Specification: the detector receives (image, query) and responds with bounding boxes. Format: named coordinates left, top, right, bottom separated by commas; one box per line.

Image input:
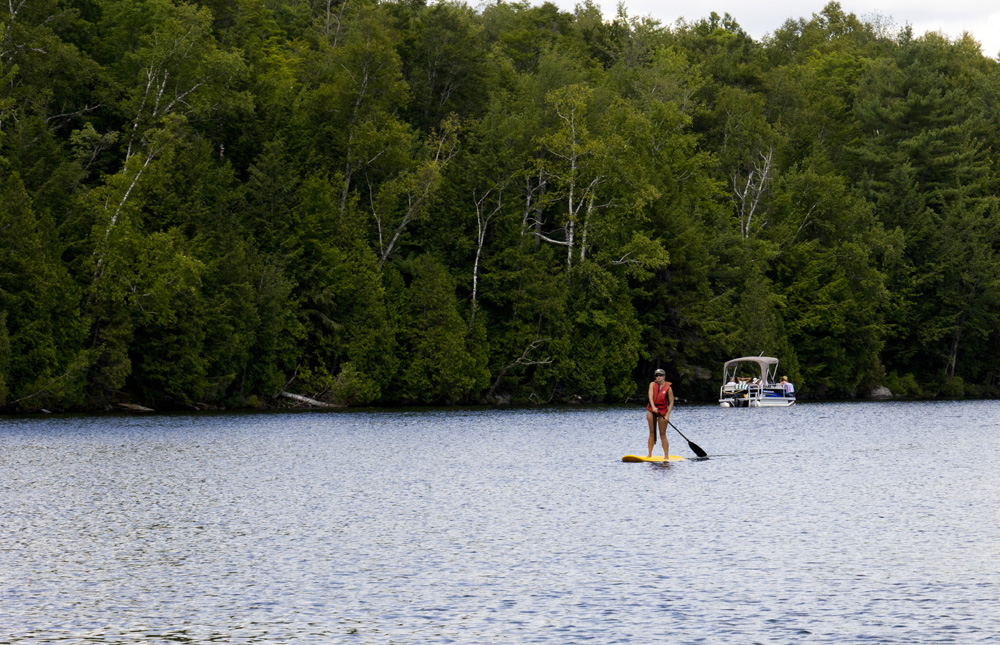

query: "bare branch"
left=605, top=252, right=642, bottom=267
left=6, top=357, right=88, bottom=408
left=485, top=338, right=553, bottom=401
left=45, top=103, right=103, bottom=125
left=533, top=231, right=571, bottom=247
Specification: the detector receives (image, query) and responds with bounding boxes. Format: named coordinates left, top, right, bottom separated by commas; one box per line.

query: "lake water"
left=2, top=401, right=1000, bottom=643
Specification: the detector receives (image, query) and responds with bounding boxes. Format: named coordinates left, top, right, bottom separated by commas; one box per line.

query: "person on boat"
left=646, top=369, right=674, bottom=458
left=780, top=376, right=795, bottom=395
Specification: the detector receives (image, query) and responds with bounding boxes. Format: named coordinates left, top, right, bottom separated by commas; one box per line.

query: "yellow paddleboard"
left=622, top=454, right=685, bottom=463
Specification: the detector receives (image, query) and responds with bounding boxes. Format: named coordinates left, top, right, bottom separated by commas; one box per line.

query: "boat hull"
left=719, top=391, right=795, bottom=407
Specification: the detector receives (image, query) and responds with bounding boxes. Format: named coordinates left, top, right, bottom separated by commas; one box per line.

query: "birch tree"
left=306, top=0, right=408, bottom=217
left=469, top=186, right=504, bottom=329
left=101, top=0, right=247, bottom=162
left=372, top=115, right=460, bottom=267
left=84, top=0, right=247, bottom=302
left=535, top=83, right=603, bottom=272
left=732, top=147, right=773, bottom=239
left=78, top=0, right=248, bottom=404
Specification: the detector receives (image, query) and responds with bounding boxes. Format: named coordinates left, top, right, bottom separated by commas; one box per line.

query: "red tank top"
left=647, top=382, right=671, bottom=412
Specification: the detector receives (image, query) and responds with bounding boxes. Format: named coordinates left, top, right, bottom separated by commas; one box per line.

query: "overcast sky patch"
left=541, top=0, right=1000, bottom=59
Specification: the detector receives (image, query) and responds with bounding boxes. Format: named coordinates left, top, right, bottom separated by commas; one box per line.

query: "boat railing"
left=721, top=382, right=764, bottom=404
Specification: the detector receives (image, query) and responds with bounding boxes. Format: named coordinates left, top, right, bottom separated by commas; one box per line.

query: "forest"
left=2, top=0, right=1000, bottom=411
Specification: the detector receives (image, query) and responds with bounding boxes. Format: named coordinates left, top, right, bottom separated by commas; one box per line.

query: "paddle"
left=663, top=417, right=708, bottom=458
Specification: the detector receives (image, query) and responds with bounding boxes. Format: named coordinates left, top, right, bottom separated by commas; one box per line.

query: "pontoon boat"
left=719, top=356, right=795, bottom=407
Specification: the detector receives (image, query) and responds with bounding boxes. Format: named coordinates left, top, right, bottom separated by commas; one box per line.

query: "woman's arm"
left=665, top=386, right=675, bottom=417
left=648, top=382, right=657, bottom=409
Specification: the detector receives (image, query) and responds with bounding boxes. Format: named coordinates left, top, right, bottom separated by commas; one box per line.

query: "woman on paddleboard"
left=646, top=369, right=674, bottom=458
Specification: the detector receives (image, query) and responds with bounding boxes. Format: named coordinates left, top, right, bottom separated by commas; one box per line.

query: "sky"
left=547, top=0, right=1000, bottom=60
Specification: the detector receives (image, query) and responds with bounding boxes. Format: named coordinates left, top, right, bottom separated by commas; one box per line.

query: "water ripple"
left=3, top=402, right=1000, bottom=642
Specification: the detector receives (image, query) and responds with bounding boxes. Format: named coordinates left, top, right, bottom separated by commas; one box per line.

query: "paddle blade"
left=688, top=441, right=708, bottom=458
left=668, top=420, right=708, bottom=458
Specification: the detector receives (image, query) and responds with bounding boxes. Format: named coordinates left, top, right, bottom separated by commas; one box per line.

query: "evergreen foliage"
left=3, top=0, right=1000, bottom=410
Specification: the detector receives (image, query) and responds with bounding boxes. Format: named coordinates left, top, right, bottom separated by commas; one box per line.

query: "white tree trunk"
left=733, top=147, right=773, bottom=239
left=470, top=188, right=503, bottom=329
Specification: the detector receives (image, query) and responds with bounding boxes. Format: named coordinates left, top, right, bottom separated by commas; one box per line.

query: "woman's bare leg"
left=646, top=409, right=657, bottom=456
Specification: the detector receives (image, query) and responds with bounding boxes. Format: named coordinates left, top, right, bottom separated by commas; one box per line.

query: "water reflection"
left=2, top=402, right=1000, bottom=642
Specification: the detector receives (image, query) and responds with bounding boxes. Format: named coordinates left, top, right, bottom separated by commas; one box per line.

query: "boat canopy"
left=722, top=356, right=780, bottom=383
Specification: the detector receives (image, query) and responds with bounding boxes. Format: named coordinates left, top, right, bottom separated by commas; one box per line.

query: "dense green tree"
left=767, top=162, right=891, bottom=395
left=0, top=170, right=89, bottom=410
left=850, top=32, right=1000, bottom=392
left=394, top=254, right=488, bottom=402
left=4, top=0, right=1000, bottom=410
left=392, top=0, right=491, bottom=131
